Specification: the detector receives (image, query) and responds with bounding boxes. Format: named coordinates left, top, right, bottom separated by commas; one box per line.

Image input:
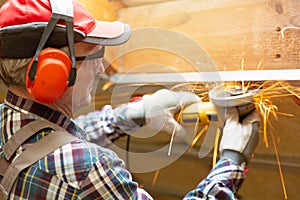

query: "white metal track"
left=109, top=69, right=300, bottom=84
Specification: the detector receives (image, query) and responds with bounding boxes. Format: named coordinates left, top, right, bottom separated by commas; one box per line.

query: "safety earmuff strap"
left=28, top=0, right=76, bottom=86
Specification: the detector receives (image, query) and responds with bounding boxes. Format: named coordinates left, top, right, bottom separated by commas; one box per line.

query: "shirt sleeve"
left=183, top=158, right=246, bottom=200
left=79, top=145, right=153, bottom=200
left=74, top=104, right=141, bottom=147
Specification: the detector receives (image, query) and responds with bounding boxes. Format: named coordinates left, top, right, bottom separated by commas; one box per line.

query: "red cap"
left=0, top=0, right=131, bottom=58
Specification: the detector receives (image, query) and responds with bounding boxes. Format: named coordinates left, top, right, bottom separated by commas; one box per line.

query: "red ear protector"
left=26, top=0, right=76, bottom=104
left=26, top=48, right=72, bottom=103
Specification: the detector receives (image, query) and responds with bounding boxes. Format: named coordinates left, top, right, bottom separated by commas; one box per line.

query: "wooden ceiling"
left=108, top=0, right=300, bottom=73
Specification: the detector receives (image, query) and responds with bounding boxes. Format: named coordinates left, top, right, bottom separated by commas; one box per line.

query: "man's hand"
left=141, top=89, right=201, bottom=138
left=219, top=107, right=261, bottom=165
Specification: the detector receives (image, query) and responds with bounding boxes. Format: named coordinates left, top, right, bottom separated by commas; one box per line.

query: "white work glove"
left=141, top=89, right=201, bottom=138
left=220, top=107, right=261, bottom=165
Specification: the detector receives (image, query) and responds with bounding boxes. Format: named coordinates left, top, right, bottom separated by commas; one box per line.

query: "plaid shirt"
left=184, top=158, right=245, bottom=200
left=0, top=91, right=152, bottom=199
left=0, top=91, right=245, bottom=200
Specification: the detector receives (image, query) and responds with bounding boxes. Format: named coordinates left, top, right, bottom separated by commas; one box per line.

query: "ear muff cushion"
left=26, top=48, right=72, bottom=103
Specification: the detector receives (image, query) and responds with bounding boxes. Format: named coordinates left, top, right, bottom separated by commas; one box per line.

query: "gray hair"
left=0, top=57, right=31, bottom=88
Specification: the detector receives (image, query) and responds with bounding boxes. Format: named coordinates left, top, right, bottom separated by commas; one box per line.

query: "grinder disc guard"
left=209, top=84, right=260, bottom=107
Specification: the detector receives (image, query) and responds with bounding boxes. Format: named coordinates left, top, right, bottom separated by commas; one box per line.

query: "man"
left=0, top=0, right=261, bottom=199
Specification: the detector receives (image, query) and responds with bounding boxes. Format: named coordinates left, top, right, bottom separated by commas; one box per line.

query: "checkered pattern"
left=0, top=91, right=245, bottom=199
left=184, top=158, right=245, bottom=200
left=0, top=91, right=152, bottom=199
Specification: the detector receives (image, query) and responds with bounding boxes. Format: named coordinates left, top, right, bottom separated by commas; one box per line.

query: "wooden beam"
left=0, top=0, right=5, bottom=6
left=121, top=0, right=175, bottom=7
left=108, top=0, right=300, bottom=73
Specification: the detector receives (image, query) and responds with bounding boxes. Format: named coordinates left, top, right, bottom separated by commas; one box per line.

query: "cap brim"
left=0, top=23, right=85, bottom=58
left=0, top=21, right=131, bottom=58
left=83, top=21, right=131, bottom=46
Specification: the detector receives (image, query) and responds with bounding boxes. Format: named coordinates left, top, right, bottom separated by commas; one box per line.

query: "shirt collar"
left=4, top=90, right=85, bottom=138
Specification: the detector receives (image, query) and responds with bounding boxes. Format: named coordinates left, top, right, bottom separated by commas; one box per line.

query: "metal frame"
left=109, top=69, right=300, bottom=84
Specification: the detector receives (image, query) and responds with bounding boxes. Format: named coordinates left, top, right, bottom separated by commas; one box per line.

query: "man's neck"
left=8, top=86, right=73, bottom=118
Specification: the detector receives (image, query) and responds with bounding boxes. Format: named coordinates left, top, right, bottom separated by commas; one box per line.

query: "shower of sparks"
left=153, top=79, right=299, bottom=191
left=169, top=80, right=299, bottom=197
left=257, top=98, right=276, bottom=148
left=171, top=82, right=209, bottom=100
left=168, top=83, right=202, bottom=156
left=253, top=81, right=299, bottom=148
left=171, top=80, right=299, bottom=150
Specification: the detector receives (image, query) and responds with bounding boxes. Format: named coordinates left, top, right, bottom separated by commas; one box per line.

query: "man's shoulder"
left=49, top=139, right=122, bottom=169
left=33, top=139, right=123, bottom=182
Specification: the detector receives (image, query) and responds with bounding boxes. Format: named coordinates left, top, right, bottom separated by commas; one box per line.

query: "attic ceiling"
left=0, top=0, right=299, bottom=199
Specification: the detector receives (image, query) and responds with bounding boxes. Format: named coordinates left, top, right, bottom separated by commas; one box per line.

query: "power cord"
left=126, top=134, right=131, bottom=171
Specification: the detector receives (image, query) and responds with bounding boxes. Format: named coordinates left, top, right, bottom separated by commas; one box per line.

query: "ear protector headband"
left=26, top=0, right=76, bottom=103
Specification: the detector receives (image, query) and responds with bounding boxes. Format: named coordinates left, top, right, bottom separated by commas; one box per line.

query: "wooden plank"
left=0, top=0, right=5, bottom=6
left=106, top=0, right=300, bottom=73
left=121, top=0, right=175, bottom=7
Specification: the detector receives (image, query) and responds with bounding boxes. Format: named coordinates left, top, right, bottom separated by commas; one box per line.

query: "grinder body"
left=178, top=84, right=258, bottom=126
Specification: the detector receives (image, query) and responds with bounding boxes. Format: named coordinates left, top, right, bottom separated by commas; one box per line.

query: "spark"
left=167, top=120, right=177, bottom=156
left=212, top=129, right=221, bottom=168
left=151, top=170, right=160, bottom=190
left=102, top=81, right=115, bottom=91
left=256, top=59, right=264, bottom=70
left=276, top=112, right=293, bottom=117
left=270, top=130, right=288, bottom=200
left=187, top=125, right=208, bottom=152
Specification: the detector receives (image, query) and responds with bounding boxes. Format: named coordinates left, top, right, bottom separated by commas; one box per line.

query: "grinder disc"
left=209, top=84, right=260, bottom=107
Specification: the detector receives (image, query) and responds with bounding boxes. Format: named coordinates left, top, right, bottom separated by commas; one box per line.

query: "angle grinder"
left=177, top=84, right=259, bottom=126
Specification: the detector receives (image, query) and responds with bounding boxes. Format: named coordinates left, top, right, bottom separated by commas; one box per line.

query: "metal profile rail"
left=109, top=69, right=300, bottom=84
